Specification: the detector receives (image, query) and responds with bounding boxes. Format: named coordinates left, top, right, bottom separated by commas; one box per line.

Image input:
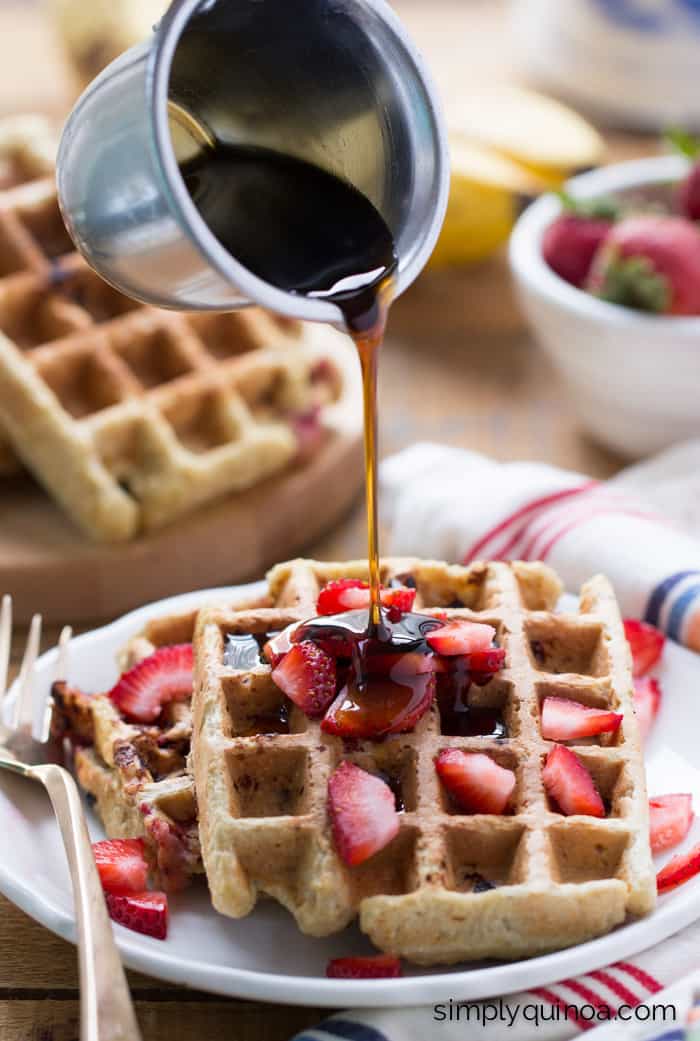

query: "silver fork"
left=0, top=596, right=143, bottom=1041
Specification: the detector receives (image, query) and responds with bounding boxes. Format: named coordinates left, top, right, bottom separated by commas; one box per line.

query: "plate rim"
left=2, top=583, right=699, bottom=1008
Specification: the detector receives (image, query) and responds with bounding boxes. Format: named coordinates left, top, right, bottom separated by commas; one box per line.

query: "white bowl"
left=509, top=155, right=700, bottom=459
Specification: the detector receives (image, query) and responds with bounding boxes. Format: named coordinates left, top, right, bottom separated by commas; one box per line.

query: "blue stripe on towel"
left=667, top=585, right=700, bottom=643
left=316, top=1019, right=390, bottom=1041
left=645, top=571, right=700, bottom=628
left=644, top=1032, right=684, bottom=1041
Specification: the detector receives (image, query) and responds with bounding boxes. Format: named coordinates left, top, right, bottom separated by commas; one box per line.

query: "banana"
left=448, top=85, right=605, bottom=174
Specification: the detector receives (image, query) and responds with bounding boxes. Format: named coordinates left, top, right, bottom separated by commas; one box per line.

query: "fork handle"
left=33, top=763, right=143, bottom=1041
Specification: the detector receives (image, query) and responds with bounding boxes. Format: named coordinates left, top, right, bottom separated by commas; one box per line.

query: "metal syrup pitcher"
left=56, top=0, right=449, bottom=324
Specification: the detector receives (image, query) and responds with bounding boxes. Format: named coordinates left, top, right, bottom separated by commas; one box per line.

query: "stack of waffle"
left=52, top=587, right=267, bottom=890
left=54, top=557, right=656, bottom=964
left=0, top=115, right=349, bottom=542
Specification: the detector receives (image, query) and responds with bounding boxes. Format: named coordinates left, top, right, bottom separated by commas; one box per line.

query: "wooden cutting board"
left=0, top=334, right=364, bottom=624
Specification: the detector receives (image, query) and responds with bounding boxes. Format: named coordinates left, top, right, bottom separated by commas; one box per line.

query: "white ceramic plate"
left=2, top=585, right=700, bottom=1008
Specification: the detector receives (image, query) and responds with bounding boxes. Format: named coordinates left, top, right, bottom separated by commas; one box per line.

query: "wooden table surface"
left=0, top=1, right=660, bottom=1038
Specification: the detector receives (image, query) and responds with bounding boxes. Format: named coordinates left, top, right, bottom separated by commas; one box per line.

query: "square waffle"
left=0, top=117, right=348, bottom=541
left=52, top=595, right=264, bottom=890
left=192, top=557, right=656, bottom=965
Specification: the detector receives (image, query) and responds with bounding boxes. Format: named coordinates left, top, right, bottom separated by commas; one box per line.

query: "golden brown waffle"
left=52, top=592, right=264, bottom=889
left=192, top=557, right=655, bottom=964
left=0, top=115, right=59, bottom=475
left=52, top=612, right=201, bottom=890
left=0, top=115, right=57, bottom=193
left=0, top=114, right=353, bottom=541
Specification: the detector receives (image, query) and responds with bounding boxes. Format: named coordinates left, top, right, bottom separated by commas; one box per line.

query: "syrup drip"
left=436, top=686, right=508, bottom=739
left=350, top=287, right=392, bottom=630
left=433, top=655, right=508, bottom=737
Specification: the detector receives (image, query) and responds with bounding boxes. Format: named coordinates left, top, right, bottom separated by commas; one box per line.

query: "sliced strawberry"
left=426, top=620, right=496, bottom=657
left=634, top=677, right=662, bottom=741
left=105, top=890, right=168, bottom=939
left=321, top=672, right=435, bottom=739
left=543, top=745, right=605, bottom=817
left=657, top=842, right=700, bottom=893
left=381, top=587, right=417, bottom=614
left=317, top=579, right=369, bottom=614
left=364, top=650, right=439, bottom=677
left=271, top=641, right=336, bottom=717
left=541, top=696, right=623, bottom=741
left=328, top=761, right=400, bottom=866
left=263, top=622, right=300, bottom=667
left=467, top=648, right=506, bottom=673
left=92, top=838, right=148, bottom=894
left=316, top=579, right=416, bottom=616
left=326, top=954, right=402, bottom=979
left=624, top=619, right=665, bottom=677
left=435, top=750, right=516, bottom=815
left=109, top=644, right=193, bottom=724
left=649, top=794, right=694, bottom=855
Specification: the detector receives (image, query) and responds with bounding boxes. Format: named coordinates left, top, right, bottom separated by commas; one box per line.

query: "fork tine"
left=12, top=612, right=41, bottom=730
left=40, top=625, right=72, bottom=742
left=56, top=625, right=72, bottom=682
left=0, top=594, right=11, bottom=703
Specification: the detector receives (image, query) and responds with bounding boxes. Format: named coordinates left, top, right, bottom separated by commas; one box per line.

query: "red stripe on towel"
left=462, top=483, right=596, bottom=563
left=531, top=987, right=590, bottom=1031
left=613, top=962, right=664, bottom=994
left=588, top=969, right=642, bottom=1007
left=558, top=978, right=616, bottom=1017
left=536, top=507, right=661, bottom=562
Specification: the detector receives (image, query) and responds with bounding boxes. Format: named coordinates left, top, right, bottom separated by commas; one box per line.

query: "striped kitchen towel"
left=379, top=441, right=700, bottom=651
left=292, top=922, right=700, bottom=1041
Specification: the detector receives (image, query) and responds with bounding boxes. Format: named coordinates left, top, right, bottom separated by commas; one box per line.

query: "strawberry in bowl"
left=510, top=153, right=700, bottom=457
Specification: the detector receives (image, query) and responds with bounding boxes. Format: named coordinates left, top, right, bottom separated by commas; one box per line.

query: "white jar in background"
left=511, top=0, right=700, bottom=132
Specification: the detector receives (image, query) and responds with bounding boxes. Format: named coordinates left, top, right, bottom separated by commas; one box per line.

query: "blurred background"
left=1, top=0, right=700, bottom=620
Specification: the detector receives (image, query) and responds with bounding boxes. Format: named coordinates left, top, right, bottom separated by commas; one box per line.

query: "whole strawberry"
left=588, top=215, right=700, bottom=315
left=679, top=164, right=700, bottom=222
left=668, top=128, right=700, bottom=221
left=542, top=193, right=617, bottom=288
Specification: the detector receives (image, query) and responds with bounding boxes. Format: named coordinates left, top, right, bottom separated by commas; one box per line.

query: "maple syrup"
left=436, top=684, right=508, bottom=739
left=181, top=141, right=397, bottom=625
left=294, top=608, right=444, bottom=736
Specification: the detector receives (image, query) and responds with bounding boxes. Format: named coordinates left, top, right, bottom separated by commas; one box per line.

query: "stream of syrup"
left=349, top=291, right=392, bottom=628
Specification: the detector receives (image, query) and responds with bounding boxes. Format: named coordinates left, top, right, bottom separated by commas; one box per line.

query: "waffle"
left=192, top=557, right=655, bottom=965
left=0, top=115, right=59, bottom=475
left=51, top=591, right=265, bottom=889
left=0, top=117, right=351, bottom=542
left=0, top=115, right=57, bottom=192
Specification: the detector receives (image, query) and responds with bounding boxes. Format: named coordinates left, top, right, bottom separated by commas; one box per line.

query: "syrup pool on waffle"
left=263, top=580, right=508, bottom=741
